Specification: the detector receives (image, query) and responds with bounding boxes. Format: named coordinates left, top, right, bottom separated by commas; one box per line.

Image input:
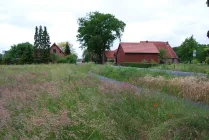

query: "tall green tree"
left=34, top=26, right=39, bottom=62
left=2, top=42, right=34, bottom=64
left=42, top=26, right=51, bottom=62
left=34, top=25, right=51, bottom=63
left=178, top=35, right=198, bottom=63
left=65, top=42, right=71, bottom=55
left=77, top=11, right=126, bottom=64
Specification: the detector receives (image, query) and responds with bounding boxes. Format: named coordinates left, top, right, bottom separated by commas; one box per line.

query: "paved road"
left=89, top=71, right=209, bottom=110
left=112, top=66, right=207, bottom=77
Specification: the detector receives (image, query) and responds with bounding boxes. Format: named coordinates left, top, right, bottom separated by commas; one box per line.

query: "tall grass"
left=91, top=65, right=209, bottom=104
left=153, top=63, right=209, bottom=74
left=0, top=64, right=209, bottom=139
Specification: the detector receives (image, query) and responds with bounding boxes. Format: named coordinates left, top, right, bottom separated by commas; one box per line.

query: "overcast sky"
left=0, top=0, right=208, bottom=58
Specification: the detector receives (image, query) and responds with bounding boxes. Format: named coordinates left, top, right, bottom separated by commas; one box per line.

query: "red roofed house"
left=105, top=49, right=118, bottom=62
left=50, top=43, right=66, bottom=57
left=140, top=41, right=178, bottom=63
left=115, top=42, right=159, bottom=64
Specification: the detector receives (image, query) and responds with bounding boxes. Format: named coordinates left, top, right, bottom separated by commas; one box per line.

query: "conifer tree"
left=42, top=26, right=51, bottom=62
left=65, top=42, right=71, bottom=55
left=34, top=26, right=39, bottom=62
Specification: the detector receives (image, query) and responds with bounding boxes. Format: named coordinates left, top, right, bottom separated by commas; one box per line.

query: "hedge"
left=120, top=62, right=158, bottom=68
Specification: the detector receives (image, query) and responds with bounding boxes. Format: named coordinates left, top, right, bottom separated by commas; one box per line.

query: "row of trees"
left=34, top=26, right=51, bottom=63
left=173, top=35, right=209, bottom=64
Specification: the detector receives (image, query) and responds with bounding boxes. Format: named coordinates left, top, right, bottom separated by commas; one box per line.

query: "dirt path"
left=89, top=71, right=209, bottom=110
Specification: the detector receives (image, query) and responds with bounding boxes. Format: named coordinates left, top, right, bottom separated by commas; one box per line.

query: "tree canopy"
left=2, top=42, right=34, bottom=64
left=65, top=42, right=71, bottom=55
left=178, top=35, right=198, bottom=63
left=77, top=11, right=126, bottom=64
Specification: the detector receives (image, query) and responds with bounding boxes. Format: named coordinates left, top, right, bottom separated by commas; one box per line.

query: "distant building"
left=114, top=41, right=178, bottom=65
left=50, top=43, right=66, bottom=57
left=115, top=42, right=159, bottom=64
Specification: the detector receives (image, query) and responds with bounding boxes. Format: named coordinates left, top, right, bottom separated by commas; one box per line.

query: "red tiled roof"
left=141, top=41, right=178, bottom=58
left=120, top=42, right=159, bottom=53
left=105, top=51, right=115, bottom=59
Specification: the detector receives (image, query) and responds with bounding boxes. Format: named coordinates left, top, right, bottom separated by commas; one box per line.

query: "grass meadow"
left=0, top=64, right=209, bottom=139
left=152, top=63, right=209, bottom=74
left=91, top=65, right=209, bottom=104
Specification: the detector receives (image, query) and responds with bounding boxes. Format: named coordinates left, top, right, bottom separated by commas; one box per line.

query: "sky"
left=0, top=0, right=209, bottom=58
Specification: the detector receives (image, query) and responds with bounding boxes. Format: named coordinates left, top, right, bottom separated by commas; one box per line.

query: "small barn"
left=50, top=43, right=66, bottom=57
left=115, top=42, right=159, bottom=64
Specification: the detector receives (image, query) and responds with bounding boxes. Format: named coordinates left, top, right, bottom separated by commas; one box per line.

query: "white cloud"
left=1, top=0, right=209, bottom=58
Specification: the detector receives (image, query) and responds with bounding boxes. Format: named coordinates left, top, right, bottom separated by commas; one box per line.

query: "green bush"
left=107, top=59, right=114, bottom=63
left=205, top=57, right=209, bottom=64
left=192, top=59, right=199, bottom=64
left=121, top=62, right=158, bottom=68
left=66, top=54, right=78, bottom=64
left=50, top=53, right=59, bottom=63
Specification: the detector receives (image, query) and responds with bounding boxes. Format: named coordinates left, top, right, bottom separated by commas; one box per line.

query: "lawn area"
left=152, top=63, right=209, bottom=74
left=0, top=64, right=209, bottom=139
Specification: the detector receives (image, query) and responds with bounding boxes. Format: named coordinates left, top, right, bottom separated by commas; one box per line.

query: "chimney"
left=146, top=40, right=148, bottom=43
left=166, top=41, right=169, bottom=45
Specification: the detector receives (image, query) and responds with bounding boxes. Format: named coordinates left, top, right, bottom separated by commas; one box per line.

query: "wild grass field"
left=152, top=63, right=209, bottom=74
left=0, top=64, right=209, bottom=139
left=91, top=65, right=209, bottom=104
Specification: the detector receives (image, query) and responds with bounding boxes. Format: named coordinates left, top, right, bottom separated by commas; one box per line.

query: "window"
left=53, top=49, right=56, bottom=53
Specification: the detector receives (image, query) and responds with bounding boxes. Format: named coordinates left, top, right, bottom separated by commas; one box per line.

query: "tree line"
left=173, top=35, right=209, bottom=64
left=0, top=26, right=77, bottom=64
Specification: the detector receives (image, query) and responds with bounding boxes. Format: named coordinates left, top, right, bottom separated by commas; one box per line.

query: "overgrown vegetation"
left=120, top=62, right=158, bottom=68
left=91, top=65, right=209, bottom=104
left=0, top=64, right=209, bottom=139
left=153, top=63, right=209, bottom=74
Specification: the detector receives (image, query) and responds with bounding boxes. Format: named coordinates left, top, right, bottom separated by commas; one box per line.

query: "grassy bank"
left=152, top=63, right=209, bottom=74
left=0, top=64, right=209, bottom=139
left=91, top=65, right=209, bottom=104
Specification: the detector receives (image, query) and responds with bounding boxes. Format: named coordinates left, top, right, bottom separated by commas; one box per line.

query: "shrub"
left=192, top=59, right=199, bottom=64
left=66, top=54, right=78, bottom=64
left=205, top=57, right=209, bottom=64
left=108, top=59, right=114, bottom=63
left=141, top=59, right=148, bottom=64
left=50, top=53, right=59, bottom=63
left=57, top=58, right=68, bottom=63
left=121, top=62, right=158, bottom=68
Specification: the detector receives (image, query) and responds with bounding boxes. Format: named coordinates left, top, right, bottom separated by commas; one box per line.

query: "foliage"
left=66, top=54, right=78, bottom=64
left=57, top=41, right=74, bottom=53
left=34, top=25, right=51, bottom=63
left=192, top=59, right=199, bottom=64
left=50, top=53, right=59, bottom=63
left=121, top=62, right=158, bottom=68
left=108, top=59, right=114, bottom=63
left=153, top=63, right=209, bottom=74
left=82, top=49, right=91, bottom=62
left=2, top=42, right=34, bottom=64
left=158, top=49, right=167, bottom=63
left=178, top=35, right=198, bottom=63
left=77, top=11, right=126, bottom=64
left=65, top=42, right=71, bottom=55
left=56, top=54, right=78, bottom=64
left=206, top=57, right=209, bottom=64
left=0, top=53, right=2, bottom=64
left=141, top=59, right=148, bottom=64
